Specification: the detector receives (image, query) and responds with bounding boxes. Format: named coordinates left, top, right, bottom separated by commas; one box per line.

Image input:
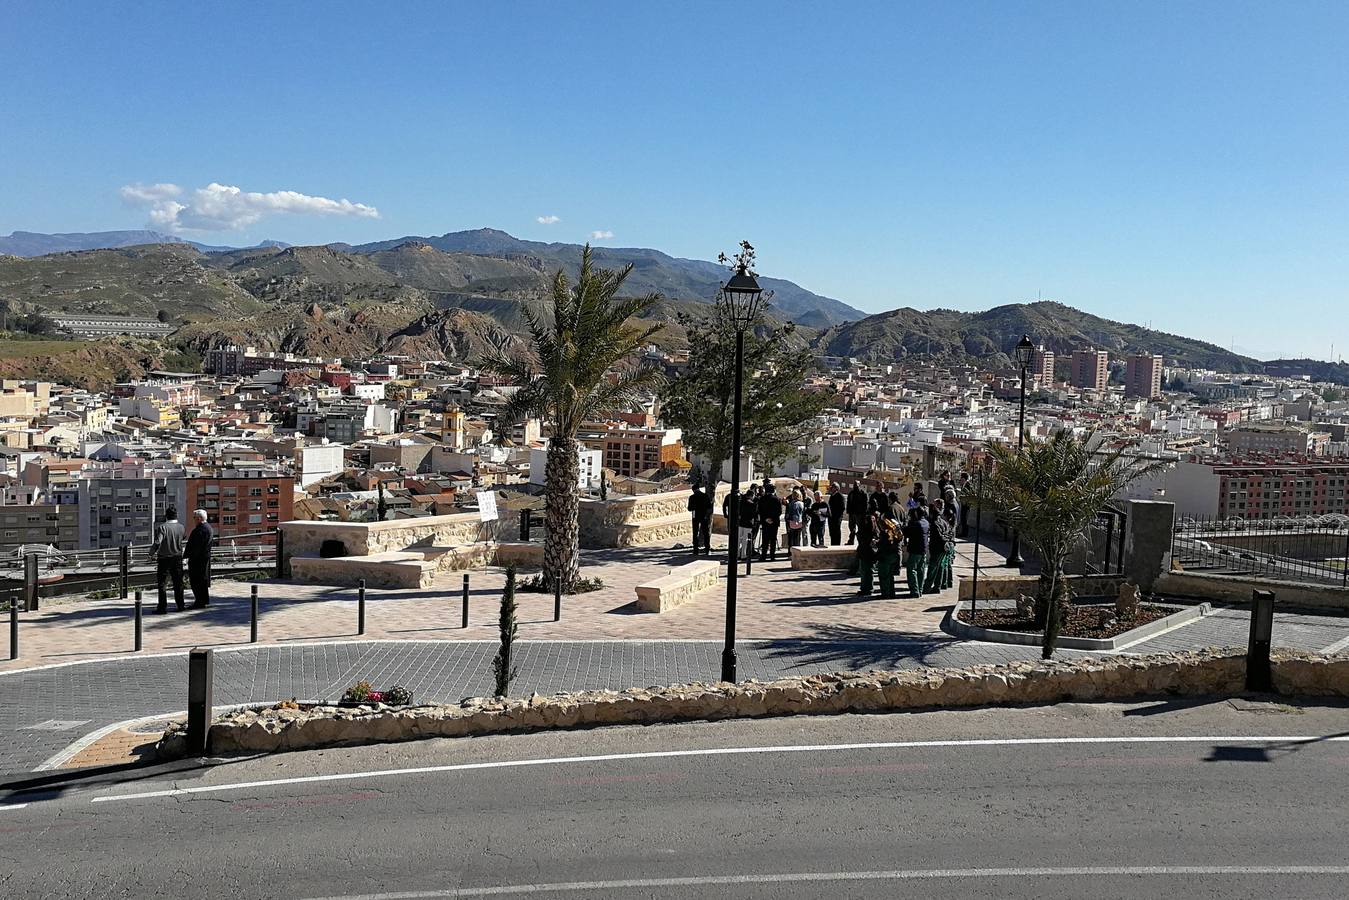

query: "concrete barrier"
left=1158, top=571, right=1349, bottom=613
left=634, top=560, right=720, bottom=613
left=789, top=545, right=857, bottom=571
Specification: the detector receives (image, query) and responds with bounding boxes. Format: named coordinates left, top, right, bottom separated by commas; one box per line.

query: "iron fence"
left=1172, top=513, right=1349, bottom=587
left=1084, top=507, right=1128, bottom=575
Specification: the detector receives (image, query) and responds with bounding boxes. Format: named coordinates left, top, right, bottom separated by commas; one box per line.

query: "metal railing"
left=1172, top=514, right=1349, bottom=587
left=1084, top=507, right=1128, bottom=575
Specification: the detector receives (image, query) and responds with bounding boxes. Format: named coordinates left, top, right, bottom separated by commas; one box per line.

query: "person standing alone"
left=186, top=509, right=214, bottom=608
left=151, top=508, right=187, bottom=614
left=845, top=482, right=867, bottom=545
left=687, top=484, right=713, bottom=555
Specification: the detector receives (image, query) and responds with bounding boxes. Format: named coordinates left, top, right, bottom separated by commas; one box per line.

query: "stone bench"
left=290, top=542, right=548, bottom=589
left=789, top=545, right=857, bottom=570
left=634, top=560, right=721, bottom=613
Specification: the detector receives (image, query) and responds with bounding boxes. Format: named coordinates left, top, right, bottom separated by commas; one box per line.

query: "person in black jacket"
left=737, top=485, right=760, bottom=559
left=845, top=483, right=867, bottom=545
left=186, top=509, right=214, bottom=608
left=827, top=485, right=846, bottom=546
left=687, top=484, right=713, bottom=555
left=757, top=485, right=782, bottom=561
left=903, top=507, right=930, bottom=599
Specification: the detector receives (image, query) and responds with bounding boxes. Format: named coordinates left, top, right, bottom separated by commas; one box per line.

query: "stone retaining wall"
left=958, top=573, right=1126, bottom=601
left=182, top=649, right=1349, bottom=757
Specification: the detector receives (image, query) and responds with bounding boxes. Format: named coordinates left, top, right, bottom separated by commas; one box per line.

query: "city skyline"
left=3, top=1, right=1347, bottom=359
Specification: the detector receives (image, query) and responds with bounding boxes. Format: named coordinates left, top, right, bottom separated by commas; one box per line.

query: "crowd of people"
left=685, top=470, right=966, bottom=600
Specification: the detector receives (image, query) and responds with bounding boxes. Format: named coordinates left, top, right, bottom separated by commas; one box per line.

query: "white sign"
left=477, top=491, right=499, bottom=522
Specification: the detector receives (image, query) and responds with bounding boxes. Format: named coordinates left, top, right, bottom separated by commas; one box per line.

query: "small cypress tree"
left=492, top=565, right=519, bottom=697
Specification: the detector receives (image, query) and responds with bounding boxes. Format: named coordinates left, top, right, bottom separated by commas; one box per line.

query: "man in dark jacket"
left=186, top=509, right=214, bottom=608
left=687, top=485, right=713, bottom=555
left=757, top=485, right=782, bottom=561
left=902, top=507, right=930, bottom=599
left=845, top=483, right=867, bottom=545
left=151, top=508, right=187, bottom=614
left=827, top=485, right=846, bottom=546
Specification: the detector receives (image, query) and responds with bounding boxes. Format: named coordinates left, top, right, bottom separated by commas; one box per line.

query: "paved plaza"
left=2, top=537, right=1347, bottom=775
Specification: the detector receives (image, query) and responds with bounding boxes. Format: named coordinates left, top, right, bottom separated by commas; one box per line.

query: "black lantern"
left=721, top=265, right=764, bottom=330
left=1014, top=334, right=1035, bottom=370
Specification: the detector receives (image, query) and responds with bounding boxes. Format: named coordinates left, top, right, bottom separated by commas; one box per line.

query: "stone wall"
left=186, top=649, right=1349, bottom=757
left=281, top=514, right=507, bottom=566
left=958, top=572, right=1126, bottom=601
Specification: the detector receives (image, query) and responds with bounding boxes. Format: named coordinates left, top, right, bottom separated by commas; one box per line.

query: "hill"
left=0, top=244, right=266, bottom=321
left=812, top=301, right=1263, bottom=372
left=351, top=228, right=864, bottom=326
left=1262, top=359, right=1349, bottom=386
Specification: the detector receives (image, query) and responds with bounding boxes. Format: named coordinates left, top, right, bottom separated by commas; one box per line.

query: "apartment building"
left=0, top=502, right=79, bottom=551
left=1071, top=349, right=1110, bottom=391
left=1124, top=354, right=1163, bottom=399
left=185, top=469, right=294, bottom=544
left=1029, top=346, right=1055, bottom=383
left=77, top=460, right=189, bottom=549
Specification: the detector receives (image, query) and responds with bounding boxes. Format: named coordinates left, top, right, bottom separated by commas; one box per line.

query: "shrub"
left=492, top=566, right=519, bottom=698
left=382, top=684, right=412, bottom=706
left=341, top=680, right=374, bottom=703
left=519, top=573, right=604, bottom=594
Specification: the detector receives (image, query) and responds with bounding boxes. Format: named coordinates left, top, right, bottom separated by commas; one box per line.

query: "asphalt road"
left=3, top=699, right=1349, bottom=899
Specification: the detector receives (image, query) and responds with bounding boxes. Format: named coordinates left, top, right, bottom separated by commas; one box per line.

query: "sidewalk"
left=1, top=539, right=998, bottom=673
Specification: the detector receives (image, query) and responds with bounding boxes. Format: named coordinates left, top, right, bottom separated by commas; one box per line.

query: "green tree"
left=492, top=566, right=520, bottom=697
left=660, top=304, right=832, bottom=486
left=483, top=246, right=662, bottom=592
left=982, top=431, right=1166, bottom=658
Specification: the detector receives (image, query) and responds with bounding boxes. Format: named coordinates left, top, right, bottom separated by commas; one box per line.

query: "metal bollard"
left=8, top=592, right=17, bottom=661
left=1246, top=589, right=1275, bottom=692
left=250, top=584, right=259, bottom=644
left=275, top=529, right=286, bottom=580
left=119, top=544, right=130, bottom=600
left=134, top=590, right=143, bottom=652
left=187, top=648, right=214, bottom=755
left=461, top=573, right=469, bottom=629
left=553, top=580, right=562, bottom=622
left=745, top=546, right=752, bottom=576
left=357, top=579, right=366, bottom=635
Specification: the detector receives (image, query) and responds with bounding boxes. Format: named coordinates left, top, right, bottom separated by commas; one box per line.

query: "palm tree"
left=983, top=430, right=1167, bottom=658
left=483, top=246, right=663, bottom=592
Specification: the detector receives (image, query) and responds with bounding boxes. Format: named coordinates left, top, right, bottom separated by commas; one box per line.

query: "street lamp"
left=1006, top=334, right=1035, bottom=568
left=720, top=251, right=766, bottom=684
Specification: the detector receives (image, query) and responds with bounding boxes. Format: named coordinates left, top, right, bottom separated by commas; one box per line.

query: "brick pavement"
left=1, top=540, right=983, bottom=673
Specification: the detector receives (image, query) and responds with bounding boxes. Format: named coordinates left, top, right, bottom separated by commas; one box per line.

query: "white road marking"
left=1320, top=634, right=1349, bottom=655
left=305, top=865, right=1349, bottom=898
left=90, top=734, right=1349, bottom=804
left=0, top=803, right=29, bottom=811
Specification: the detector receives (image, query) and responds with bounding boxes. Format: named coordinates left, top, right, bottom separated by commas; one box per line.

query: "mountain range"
left=0, top=230, right=289, bottom=256
left=0, top=227, right=1286, bottom=379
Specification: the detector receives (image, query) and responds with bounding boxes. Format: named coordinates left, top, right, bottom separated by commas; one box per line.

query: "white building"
left=529, top=445, right=603, bottom=489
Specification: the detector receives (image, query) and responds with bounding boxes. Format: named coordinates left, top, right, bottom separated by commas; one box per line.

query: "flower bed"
left=957, top=601, right=1173, bottom=640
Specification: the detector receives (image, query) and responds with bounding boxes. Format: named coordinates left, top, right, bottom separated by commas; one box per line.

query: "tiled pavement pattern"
left=1, top=540, right=972, bottom=674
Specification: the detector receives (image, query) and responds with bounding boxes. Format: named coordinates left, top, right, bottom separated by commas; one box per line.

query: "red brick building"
left=186, top=470, right=293, bottom=544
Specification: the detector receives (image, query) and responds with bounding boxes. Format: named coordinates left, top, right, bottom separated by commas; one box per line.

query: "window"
left=223, top=515, right=237, bottom=525
left=224, top=487, right=237, bottom=497
left=248, top=514, right=263, bottom=524
left=249, top=487, right=262, bottom=497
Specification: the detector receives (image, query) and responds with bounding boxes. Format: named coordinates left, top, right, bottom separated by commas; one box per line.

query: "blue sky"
left=2, top=1, right=1346, bottom=359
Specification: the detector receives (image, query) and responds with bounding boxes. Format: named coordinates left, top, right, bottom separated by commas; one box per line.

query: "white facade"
left=529, top=446, right=603, bottom=489
left=297, top=443, right=345, bottom=488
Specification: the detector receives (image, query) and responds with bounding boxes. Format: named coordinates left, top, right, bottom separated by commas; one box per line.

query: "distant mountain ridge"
left=347, top=228, right=865, bottom=326
left=0, top=230, right=288, bottom=257
left=812, top=301, right=1263, bottom=373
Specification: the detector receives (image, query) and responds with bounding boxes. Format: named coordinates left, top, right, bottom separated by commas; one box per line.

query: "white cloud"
left=589, top=230, right=614, bottom=240
left=536, top=215, right=560, bottom=225
left=119, top=181, right=380, bottom=233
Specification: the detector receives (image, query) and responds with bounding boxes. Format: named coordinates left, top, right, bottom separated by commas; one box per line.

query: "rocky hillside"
left=812, top=301, right=1262, bottom=372
left=351, top=228, right=864, bottom=326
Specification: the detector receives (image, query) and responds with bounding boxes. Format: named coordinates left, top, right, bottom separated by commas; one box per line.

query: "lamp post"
left=719, top=251, right=765, bottom=684
left=1005, top=334, right=1035, bottom=568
